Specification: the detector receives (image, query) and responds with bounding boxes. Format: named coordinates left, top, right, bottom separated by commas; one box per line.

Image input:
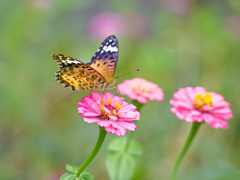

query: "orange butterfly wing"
left=52, top=53, right=106, bottom=91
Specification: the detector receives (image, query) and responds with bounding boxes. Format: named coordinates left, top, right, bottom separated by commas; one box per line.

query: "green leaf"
left=60, top=170, right=94, bottom=180
left=105, top=137, right=143, bottom=180
left=66, top=164, right=78, bottom=173
left=60, top=173, right=76, bottom=180
left=80, top=171, right=94, bottom=180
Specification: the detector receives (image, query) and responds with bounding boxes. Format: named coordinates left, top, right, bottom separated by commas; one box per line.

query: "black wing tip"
left=52, top=53, right=57, bottom=59
left=52, top=53, right=62, bottom=59
left=108, top=35, right=117, bottom=38
left=106, top=35, right=118, bottom=41
left=52, top=53, right=60, bottom=55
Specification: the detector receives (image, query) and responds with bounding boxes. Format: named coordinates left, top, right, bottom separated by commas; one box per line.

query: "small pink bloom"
left=117, top=78, right=164, bottom=104
left=160, top=0, right=192, bottom=15
left=170, top=87, right=233, bottom=129
left=29, top=0, right=53, bottom=10
left=87, top=12, right=126, bottom=40
left=77, top=92, right=140, bottom=136
left=224, top=15, right=240, bottom=39
left=126, top=11, right=150, bottom=40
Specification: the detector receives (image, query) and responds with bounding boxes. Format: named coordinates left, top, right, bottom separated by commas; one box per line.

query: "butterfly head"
left=107, top=77, right=117, bottom=85
left=101, top=77, right=116, bottom=91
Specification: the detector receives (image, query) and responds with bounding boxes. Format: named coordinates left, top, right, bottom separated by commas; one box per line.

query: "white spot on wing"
left=103, top=46, right=118, bottom=52
left=64, top=60, right=82, bottom=64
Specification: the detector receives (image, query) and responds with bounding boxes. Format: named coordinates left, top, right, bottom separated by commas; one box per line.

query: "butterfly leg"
left=102, top=90, right=106, bottom=100
left=107, top=86, right=120, bottom=95
left=116, top=86, right=120, bottom=96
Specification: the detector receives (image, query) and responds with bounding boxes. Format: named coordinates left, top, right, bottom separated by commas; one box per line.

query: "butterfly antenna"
left=115, top=69, right=140, bottom=79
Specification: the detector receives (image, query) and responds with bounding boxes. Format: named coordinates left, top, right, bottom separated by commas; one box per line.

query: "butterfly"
left=52, top=35, right=119, bottom=92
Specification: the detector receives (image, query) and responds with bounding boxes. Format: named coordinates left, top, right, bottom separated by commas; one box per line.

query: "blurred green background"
left=0, top=0, right=240, bottom=179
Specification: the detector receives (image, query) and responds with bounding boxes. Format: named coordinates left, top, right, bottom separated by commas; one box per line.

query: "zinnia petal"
left=83, top=117, right=101, bottom=123
left=78, top=106, right=101, bottom=116
left=117, top=121, right=137, bottom=131
left=103, top=92, right=115, bottom=102
left=90, top=92, right=103, bottom=101
left=104, top=125, right=117, bottom=134
left=97, top=120, right=112, bottom=127
left=115, top=126, right=127, bottom=136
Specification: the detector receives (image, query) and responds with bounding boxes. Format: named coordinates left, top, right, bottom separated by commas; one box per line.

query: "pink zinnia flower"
left=77, top=92, right=140, bottom=136
left=117, top=78, right=164, bottom=104
left=170, top=87, right=233, bottom=129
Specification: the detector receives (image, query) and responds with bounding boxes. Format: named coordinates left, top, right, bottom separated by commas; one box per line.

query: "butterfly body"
left=52, top=35, right=118, bottom=92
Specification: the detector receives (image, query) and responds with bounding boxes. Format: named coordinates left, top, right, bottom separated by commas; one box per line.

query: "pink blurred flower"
left=126, top=11, right=150, bottom=40
left=224, top=15, right=240, bottom=39
left=77, top=92, right=140, bottom=136
left=87, top=12, right=127, bottom=40
left=170, top=87, right=233, bottom=129
left=160, top=0, right=192, bottom=15
left=117, top=78, right=164, bottom=104
left=29, top=0, right=53, bottom=10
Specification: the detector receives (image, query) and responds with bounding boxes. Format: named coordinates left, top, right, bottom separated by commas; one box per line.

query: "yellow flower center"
left=107, top=99, right=112, bottom=105
left=132, top=82, right=152, bottom=94
left=99, top=98, right=122, bottom=120
left=193, top=92, right=212, bottom=110
left=115, top=102, right=122, bottom=110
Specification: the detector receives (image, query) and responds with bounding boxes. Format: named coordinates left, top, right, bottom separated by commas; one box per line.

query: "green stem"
left=124, top=100, right=143, bottom=153
left=124, top=130, right=134, bottom=153
left=75, top=127, right=107, bottom=177
left=170, top=122, right=202, bottom=180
